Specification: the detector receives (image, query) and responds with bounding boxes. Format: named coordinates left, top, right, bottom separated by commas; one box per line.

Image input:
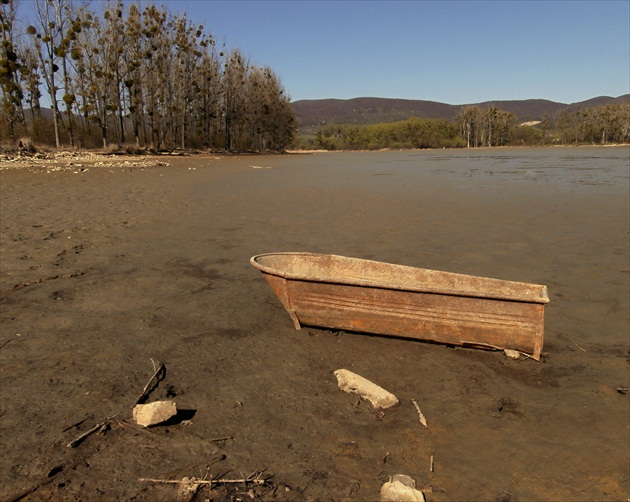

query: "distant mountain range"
left=291, top=95, right=629, bottom=131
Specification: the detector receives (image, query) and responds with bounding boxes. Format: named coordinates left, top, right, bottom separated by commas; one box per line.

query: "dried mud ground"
left=0, top=150, right=628, bottom=502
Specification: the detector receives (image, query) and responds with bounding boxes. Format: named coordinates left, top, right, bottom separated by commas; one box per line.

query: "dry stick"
left=568, top=336, right=587, bottom=352
left=207, top=435, right=233, bottom=442
left=138, top=477, right=266, bottom=486
left=411, top=399, right=428, bottom=428
left=67, top=422, right=105, bottom=448
left=247, top=469, right=266, bottom=482
left=461, top=341, right=538, bottom=360
left=67, top=412, right=120, bottom=448
left=136, top=359, right=166, bottom=405
left=0, top=338, right=14, bottom=350
left=430, top=455, right=434, bottom=473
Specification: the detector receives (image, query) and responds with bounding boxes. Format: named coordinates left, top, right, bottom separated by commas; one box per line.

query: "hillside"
left=291, top=95, right=629, bottom=131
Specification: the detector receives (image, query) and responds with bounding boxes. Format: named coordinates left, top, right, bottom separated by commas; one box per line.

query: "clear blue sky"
left=161, top=0, right=629, bottom=104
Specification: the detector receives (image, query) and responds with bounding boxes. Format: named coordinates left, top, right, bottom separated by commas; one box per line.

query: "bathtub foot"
left=288, top=309, right=302, bottom=330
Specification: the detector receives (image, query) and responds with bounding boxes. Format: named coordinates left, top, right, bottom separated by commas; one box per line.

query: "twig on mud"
left=461, top=341, right=538, bottom=360
left=66, top=412, right=120, bottom=448
left=411, top=399, right=428, bottom=428
left=0, top=338, right=14, bottom=350
left=136, top=359, right=166, bottom=405
left=568, top=336, right=587, bottom=352
left=246, top=469, right=267, bottom=483
left=138, top=475, right=268, bottom=487
left=207, top=435, right=233, bottom=442
left=430, top=455, right=434, bottom=472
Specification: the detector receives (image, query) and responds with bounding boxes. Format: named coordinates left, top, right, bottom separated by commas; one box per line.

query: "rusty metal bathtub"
left=250, top=252, right=549, bottom=360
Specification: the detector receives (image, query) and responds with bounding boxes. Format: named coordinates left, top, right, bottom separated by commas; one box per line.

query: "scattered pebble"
left=503, top=349, right=521, bottom=360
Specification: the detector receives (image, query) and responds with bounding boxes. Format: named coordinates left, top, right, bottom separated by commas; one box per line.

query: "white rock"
left=380, top=475, right=425, bottom=502
left=503, top=349, right=521, bottom=360
left=133, top=400, right=177, bottom=427
left=334, top=369, right=399, bottom=409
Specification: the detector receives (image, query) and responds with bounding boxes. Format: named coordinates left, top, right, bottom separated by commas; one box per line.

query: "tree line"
left=553, top=103, right=629, bottom=145
left=0, top=0, right=296, bottom=151
left=313, top=118, right=464, bottom=151
left=304, top=101, right=629, bottom=151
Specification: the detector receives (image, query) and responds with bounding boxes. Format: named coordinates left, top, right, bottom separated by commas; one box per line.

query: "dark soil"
left=1, top=150, right=628, bottom=501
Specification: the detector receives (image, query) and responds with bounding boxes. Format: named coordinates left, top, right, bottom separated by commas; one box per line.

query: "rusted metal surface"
left=250, top=252, right=549, bottom=360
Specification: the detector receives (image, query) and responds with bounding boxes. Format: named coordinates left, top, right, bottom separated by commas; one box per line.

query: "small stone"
left=503, top=349, right=521, bottom=360
left=391, top=474, right=416, bottom=488
left=380, top=474, right=425, bottom=502
left=133, top=400, right=177, bottom=427
left=334, top=369, right=399, bottom=409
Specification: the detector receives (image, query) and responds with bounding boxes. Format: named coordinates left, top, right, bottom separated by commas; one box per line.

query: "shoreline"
left=1, top=143, right=628, bottom=171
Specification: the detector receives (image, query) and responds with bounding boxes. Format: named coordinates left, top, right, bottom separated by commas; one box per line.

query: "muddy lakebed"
left=1, top=147, right=628, bottom=501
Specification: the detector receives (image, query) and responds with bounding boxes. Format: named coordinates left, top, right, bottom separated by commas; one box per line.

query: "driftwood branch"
left=138, top=476, right=267, bottom=486
left=136, top=359, right=166, bottom=405
left=66, top=412, right=120, bottom=448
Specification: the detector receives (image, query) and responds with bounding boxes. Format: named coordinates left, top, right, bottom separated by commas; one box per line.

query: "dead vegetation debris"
left=0, top=151, right=171, bottom=171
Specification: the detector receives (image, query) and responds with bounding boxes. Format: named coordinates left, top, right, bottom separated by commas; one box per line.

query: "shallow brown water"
left=1, top=147, right=628, bottom=501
